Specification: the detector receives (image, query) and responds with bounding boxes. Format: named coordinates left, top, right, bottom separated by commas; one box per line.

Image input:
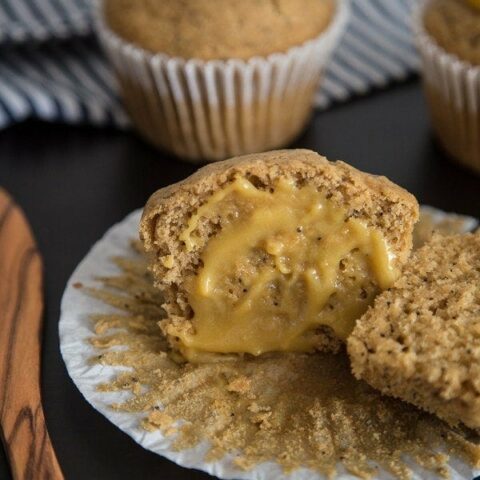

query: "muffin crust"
left=104, top=0, right=335, bottom=60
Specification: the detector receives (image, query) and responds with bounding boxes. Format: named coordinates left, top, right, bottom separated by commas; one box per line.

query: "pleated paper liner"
left=60, top=206, right=479, bottom=480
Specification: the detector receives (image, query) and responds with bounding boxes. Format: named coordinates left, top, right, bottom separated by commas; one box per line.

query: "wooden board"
left=0, top=188, right=63, bottom=480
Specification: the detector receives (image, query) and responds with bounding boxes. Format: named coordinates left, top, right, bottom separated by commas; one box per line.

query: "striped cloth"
left=0, top=0, right=420, bottom=130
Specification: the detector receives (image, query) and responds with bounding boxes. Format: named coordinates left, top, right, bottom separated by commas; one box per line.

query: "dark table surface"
left=1, top=78, right=480, bottom=480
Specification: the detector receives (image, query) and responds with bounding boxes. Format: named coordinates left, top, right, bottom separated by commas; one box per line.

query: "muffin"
left=349, top=233, right=480, bottom=431
left=415, top=0, right=480, bottom=172
left=95, top=0, right=349, bottom=162
left=140, top=149, right=419, bottom=362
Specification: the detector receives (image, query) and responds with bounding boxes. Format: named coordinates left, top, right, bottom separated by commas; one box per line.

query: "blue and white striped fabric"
left=0, top=0, right=420, bottom=130
left=0, top=0, right=91, bottom=42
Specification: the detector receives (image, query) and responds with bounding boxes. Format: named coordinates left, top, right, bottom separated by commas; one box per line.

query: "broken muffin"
left=348, top=232, right=480, bottom=431
left=140, top=149, right=419, bottom=361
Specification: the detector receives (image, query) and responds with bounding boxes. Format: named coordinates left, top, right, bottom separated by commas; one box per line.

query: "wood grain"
left=0, top=188, right=63, bottom=480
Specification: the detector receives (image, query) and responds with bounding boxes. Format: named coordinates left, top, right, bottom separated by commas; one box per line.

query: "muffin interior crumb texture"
left=84, top=208, right=480, bottom=480
left=424, top=0, right=480, bottom=65
left=348, top=232, right=480, bottom=432
left=104, top=0, right=335, bottom=60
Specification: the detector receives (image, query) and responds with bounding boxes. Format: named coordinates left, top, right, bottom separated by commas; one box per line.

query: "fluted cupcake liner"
left=60, top=207, right=479, bottom=480
left=414, top=1, right=480, bottom=173
left=94, top=0, right=349, bottom=163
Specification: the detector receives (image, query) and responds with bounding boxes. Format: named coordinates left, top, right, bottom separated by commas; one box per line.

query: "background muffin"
left=424, top=0, right=480, bottom=65
left=96, top=0, right=349, bottom=162
left=415, top=0, right=480, bottom=172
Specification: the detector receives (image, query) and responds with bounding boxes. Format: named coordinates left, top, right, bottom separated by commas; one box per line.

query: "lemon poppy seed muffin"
left=416, top=0, right=480, bottom=172
left=96, top=0, right=348, bottom=161
left=104, top=0, right=335, bottom=60
left=140, top=149, right=419, bottom=362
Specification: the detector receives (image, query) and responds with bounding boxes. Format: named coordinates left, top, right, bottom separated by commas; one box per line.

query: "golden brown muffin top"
left=104, top=0, right=336, bottom=60
left=424, top=0, right=480, bottom=66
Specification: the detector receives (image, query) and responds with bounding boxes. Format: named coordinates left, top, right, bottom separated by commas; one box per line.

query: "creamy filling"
left=172, top=176, right=398, bottom=360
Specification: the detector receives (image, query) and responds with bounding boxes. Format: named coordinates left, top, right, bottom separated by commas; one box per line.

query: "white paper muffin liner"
left=414, top=1, right=480, bottom=172
left=59, top=206, right=479, bottom=480
left=93, top=1, right=349, bottom=162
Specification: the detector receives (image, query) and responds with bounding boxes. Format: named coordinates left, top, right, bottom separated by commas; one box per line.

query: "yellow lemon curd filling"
left=174, top=176, right=398, bottom=359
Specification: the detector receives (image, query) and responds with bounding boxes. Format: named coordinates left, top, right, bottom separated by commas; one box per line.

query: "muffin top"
left=424, top=0, right=480, bottom=65
left=104, top=0, right=336, bottom=60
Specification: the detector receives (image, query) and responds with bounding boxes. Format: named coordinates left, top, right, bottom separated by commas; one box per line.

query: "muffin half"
left=140, top=149, right=419, bottom=362
left=349, top=233, right=480, bottom=431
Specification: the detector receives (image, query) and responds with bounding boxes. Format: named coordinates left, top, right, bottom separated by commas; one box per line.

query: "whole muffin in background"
left=415, top=0, right=480, bottom=173
left=95, top=0, right=348, bottom=162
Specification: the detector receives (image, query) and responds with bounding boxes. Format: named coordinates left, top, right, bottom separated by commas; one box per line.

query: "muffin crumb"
left=349, top=232, right=480, bottom=431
